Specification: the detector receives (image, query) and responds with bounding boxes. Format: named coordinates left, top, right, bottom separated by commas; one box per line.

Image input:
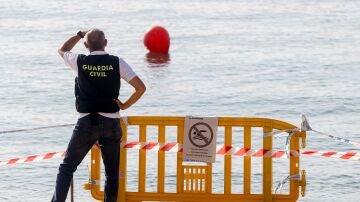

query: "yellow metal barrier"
left=84, top=116, right=306, bottom=202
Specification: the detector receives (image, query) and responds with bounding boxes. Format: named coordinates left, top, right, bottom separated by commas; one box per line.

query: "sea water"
left=0, top=0, right=359, bottom=201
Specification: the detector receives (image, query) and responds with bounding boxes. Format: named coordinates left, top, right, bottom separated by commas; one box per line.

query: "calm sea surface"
left=1, top=0, right=359, bottom=201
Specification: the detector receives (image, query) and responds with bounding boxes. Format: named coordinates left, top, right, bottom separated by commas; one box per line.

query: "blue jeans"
left=52, top=114, right=122, bottom=202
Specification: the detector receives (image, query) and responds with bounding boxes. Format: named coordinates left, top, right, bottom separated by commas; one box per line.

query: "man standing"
left=52, top=29, right=146, bottom=202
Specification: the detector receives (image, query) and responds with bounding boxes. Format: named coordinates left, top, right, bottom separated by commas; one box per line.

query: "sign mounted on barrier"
left=183, top=116, right=218, bottom=163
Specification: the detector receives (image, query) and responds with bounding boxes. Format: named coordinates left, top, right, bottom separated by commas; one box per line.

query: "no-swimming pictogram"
left=188, top=122, right=214, bottom=148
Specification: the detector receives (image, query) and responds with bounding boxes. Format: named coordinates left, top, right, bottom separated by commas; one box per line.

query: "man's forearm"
left=120, top=76, right=146, bottom=110
left=122, top=89, right=145, bottom=110
left=58, top=31, right=88, bottom=57
left=59, top=35, right=81, bottom=53
left=114, top=76, right=146, bottom=110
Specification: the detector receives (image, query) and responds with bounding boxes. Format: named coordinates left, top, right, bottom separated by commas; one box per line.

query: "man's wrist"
left=121, top=102, right=128, bottom=110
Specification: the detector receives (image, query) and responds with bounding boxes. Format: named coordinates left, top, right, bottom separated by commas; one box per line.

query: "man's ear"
left=84, top=41, right=89, bottom=49
left=104, top=39, right=108, bottom=47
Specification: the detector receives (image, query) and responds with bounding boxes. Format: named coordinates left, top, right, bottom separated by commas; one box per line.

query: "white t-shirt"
left=63, top=50, right=137, bottom=118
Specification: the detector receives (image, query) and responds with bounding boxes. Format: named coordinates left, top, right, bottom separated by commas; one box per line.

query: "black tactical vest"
left=75, top=54, right=120, bottom=113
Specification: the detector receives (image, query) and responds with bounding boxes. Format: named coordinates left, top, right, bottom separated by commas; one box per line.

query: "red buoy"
left=144, top=26, right=170, bottom=54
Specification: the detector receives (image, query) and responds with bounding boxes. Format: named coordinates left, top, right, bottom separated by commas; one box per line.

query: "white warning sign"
left=183, top=116, right=218, bottom=163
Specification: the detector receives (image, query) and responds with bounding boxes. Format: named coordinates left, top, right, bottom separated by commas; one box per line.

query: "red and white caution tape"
left=216, top=147, right=299, bottom=158
left=121, top=142, right=360, bottom=160
left=121, top=141, right=182, bottom=152
left=1, top=142, right=359, bottom=166
left=120, top=141, right=300, bottom=158
left=302, top=150, right=360, bottom=160
left=0, top=151, right=65, bottom=166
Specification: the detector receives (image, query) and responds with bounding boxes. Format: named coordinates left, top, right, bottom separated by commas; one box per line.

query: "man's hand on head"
left=80, top=30, right=90, bottom=38
left=58, top=30, right=90, bottom=58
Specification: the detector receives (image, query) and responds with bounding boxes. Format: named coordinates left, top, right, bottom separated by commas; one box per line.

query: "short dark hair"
left=85, top=29, right=106, bottom=51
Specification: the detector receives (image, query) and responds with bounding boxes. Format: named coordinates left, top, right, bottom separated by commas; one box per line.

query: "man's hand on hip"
left=114, top=99, right=128, bottom=110
left=114, top=76, right=146, bottom=111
